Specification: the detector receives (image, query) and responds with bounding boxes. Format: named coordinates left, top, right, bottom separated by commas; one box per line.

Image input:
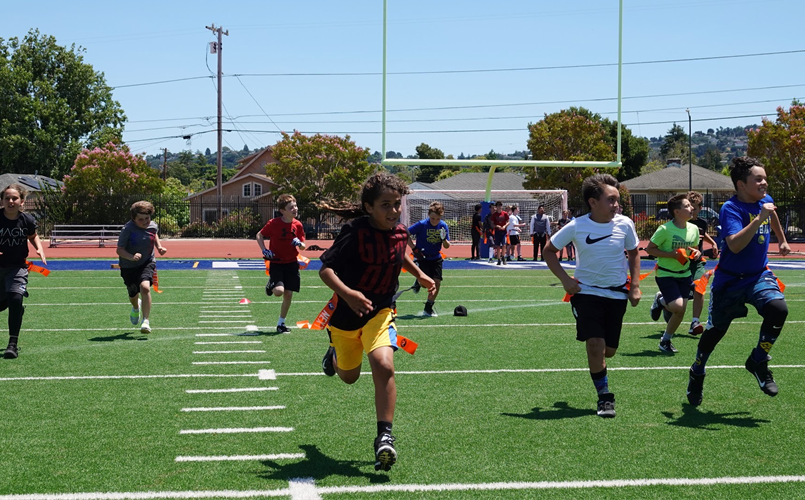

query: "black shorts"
left=508, top=234, right=521, bottom=246
left=268, top=262, right=301, bottom=293
left=417, top=258, right=443, bottom=282
left=656, top=276, right=692, bottom=303
left=121, top=261, right=156, bottom=297
left=0, top=266, right=28, bottom=299
left=570, top=294, right=628, bottom=349
left=494, top=231, right=507, bottom=246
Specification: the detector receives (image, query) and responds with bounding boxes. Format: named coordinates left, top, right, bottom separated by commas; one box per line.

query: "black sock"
left=377, top=421, right=392, bottom=436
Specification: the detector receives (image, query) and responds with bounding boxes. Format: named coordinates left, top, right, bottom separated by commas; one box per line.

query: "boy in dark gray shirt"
left=116, top=201, right=167, bottom=333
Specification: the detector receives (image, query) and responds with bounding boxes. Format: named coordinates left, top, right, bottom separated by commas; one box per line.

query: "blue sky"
left=3, top=0, right=804, bottom=160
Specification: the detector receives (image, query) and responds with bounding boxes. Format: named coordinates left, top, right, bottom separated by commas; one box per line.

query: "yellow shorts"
left=326, top=308, right=398, bottom=371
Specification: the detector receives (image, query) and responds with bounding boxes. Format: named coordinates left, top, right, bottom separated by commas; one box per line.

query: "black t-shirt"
left=320, top=216, right=409, bottom=330
left=472, top=213, right=482, bottom=236
left=0, top=212, right=37, bottom=268
left=690, top=217, right=708, bottom=250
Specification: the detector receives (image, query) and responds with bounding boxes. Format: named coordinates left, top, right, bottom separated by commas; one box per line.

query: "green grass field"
left=1, top=266, right=804, bottom=499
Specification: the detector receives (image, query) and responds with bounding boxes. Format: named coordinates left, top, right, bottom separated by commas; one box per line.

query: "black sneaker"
left=322, top=346, right=336, bottom=376
left=650, top=292, right=663, bottom=321
left=686, top=368, right=705, bottom=406
left=496, top=260, right=502, bottom=265
left=596, top=393, right=616, bottom=418
left=374, top=432, right=397, bottom=471
left=3, top=344, right=18, bottom=359
left=276, top=324, right=291, bottom=334
left=423, top=302, right=438, bottom=317
left=266, top=280, right=284, bottom=296
left=659, top=339, right=678, bottom=354
left=411, top=280, right=421, bottom=294
left=745, top=355, right=778, bottom=396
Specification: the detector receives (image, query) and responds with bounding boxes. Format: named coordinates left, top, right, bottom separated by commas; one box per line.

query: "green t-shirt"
left=650, top=220, right=700, bottom=278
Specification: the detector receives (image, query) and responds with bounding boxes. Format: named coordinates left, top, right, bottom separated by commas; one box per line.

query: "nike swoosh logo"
left=586, top=234, right=612, bottom=244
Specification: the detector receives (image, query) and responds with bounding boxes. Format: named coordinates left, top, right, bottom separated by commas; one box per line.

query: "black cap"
left=453, top=305, right=468, bottom=317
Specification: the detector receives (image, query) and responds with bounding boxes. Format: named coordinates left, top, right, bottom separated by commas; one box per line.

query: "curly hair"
left=729, top=156, right=764, bottom=190
left=321, top=172, right=409, bottom=220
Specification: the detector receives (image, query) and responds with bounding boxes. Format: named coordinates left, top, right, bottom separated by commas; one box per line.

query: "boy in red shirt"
left=256, top=194, right=306, bottom=333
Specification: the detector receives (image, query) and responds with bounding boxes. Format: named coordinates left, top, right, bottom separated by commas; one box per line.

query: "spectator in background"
left=470, top=203, right=482, bottom=260
left=529, top=205, right=552, bottom=261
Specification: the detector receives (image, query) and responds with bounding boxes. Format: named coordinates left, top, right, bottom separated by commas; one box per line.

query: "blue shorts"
left=707, top=270, right=784, bottom=331
left=494, top=231, right=506, bottom=247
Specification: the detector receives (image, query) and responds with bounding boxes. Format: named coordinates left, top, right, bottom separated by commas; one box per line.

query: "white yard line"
left=175, top=453, right=303, bottom=462
left=185, top=387, right=278, bottom=394
left=179, top=426, right=293, bottom=434
left=192, top=361, right=271, bottom=365
left=193, top=341, right=262, bottom=345
left=180, top=405, right=285, bottom=412
left=192, top=350, right=266, bottom=354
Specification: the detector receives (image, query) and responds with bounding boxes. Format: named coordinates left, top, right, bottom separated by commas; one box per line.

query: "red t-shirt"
left=491, top=211, right=509, bottom=232
left=259, top=217, right=305, bottom=264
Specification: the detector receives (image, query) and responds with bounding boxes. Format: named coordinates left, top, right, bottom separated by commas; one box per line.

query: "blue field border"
left=31, top=259, right=805, bottom=272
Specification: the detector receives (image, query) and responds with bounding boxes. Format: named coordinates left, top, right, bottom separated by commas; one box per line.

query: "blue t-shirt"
left=408, top=218, right=449, bottom=261
left=712, top=194, right=772, bottom=291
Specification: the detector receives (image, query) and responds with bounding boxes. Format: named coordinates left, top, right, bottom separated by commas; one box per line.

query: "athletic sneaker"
left=130, top=298, right=141, bottom=326
left=423, top=302, right=438, bottom=317
left=411, top=280, right=421, bottom=294
left=689, top=320, right=704, bottom=335
left=3, top=344, right=18, bottom=359
left=496, top=259, right=502, bottom=265
left=686, top=368, right=705, bottom=406
left=517, top=257, right=525, bottom=261
left=374, top=432, right=397, bottom=471
left=659, top=339, right=678, bottom=353
left=276, top=324, right=291, bottom=334
left=745, top=355, right=778, bottom=396
left=502, top=258, right=507, bottom=265
left=488, top=258, right=494, bottom=263
left=140, top=319, right=151, bottom=334
left=322, top=346, right=336, bottom=376
left=596, top=393, right=616, bottom=418
left=650, top=292, right=663, bottom=321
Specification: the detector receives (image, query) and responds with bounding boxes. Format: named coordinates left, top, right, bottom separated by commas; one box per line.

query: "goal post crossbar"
left=381, top=159, right=622, bottom=168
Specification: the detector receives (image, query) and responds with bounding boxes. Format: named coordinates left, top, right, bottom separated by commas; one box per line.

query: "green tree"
left=0, top=30, right=126, bottom=178
left=747, top=104, right=805, bottom=197
left=266, top=131, right=374, bottom=221
left=525, top=108, right=617, bottom=208
left=699, top=147, right=723, bottom=171
left=414, top=143, right=446, bottom=183
left=59, top=143, right=164, bottom=224
left=660, top=124, right=688, bottom=158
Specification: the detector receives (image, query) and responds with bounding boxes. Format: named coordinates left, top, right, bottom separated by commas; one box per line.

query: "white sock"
left=278, top=317, right=285, bottom=326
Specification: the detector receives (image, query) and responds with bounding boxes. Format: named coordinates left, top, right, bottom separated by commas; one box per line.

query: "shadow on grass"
left=620, top=349, right=670, bottom=358
left=88, top=331, right=146, bottom=342
left=394, top=313, right=432, bottom=321
left=501, top=401, right=595, bottom=420
left=258, top=444, right=390, bottom=483
left=662, top=404, right=771, bottom=430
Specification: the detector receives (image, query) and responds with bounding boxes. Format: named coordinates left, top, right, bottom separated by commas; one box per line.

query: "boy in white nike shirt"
left=543, top=174, right=642, bottom=418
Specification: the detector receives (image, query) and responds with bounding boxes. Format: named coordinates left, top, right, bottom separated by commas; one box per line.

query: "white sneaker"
left=140, top=319, right=151, bottom=334
left=130, top=298, right=142, bottom=326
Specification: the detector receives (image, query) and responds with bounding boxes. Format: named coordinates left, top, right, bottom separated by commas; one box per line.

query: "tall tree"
left=414, top=143, right=445, bottom=183
left=747, top=104, right=805, bottom=197
left=660, top=124, right=688, bottom=159
left=0, top=30, right=126, bottom=178
left=524, top=108, right=617, bottom=209
left=699, top=147, right=723, bottom=171
left=266, top=131, right=374, bottom=221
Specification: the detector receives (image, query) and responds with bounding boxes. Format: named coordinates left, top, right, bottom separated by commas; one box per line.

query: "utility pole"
left=686, top=109, right=692, bottom=192
left=206, top=24, right=228, bottom=218
left=162, top=148, right=168, bottom=181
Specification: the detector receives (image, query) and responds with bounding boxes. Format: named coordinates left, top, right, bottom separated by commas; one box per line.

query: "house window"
left=631, top=194, right=647, bottom=214
left=253, top=183, right=262, bottom=197
left=203, top=208, right=230, bottom=223
left=243, top=183, right=251, bottom=197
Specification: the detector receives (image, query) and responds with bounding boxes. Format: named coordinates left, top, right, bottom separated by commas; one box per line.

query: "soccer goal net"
left=402, top=190, right=568, bottom=244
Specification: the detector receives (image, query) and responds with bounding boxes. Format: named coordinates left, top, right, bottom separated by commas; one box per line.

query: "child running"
left=686, top=157, right=791, bottom=406
left=543, top=174, right=641, bottom=418
left=408, top=201, right=451, bottom=317
left=0, top=184, right=47, bottom=358
left=319, top=172, right=435, bottom=471
left=646, top=193, right=701, bottom=353
left=256, top=194, right=306, bottom=334
left=685, top=191, right=719, bottom=334
left=116, top=201, right=167, bottom=334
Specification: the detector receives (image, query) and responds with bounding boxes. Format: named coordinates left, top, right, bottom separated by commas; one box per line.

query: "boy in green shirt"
left=646, top=194, right=701, bottom=353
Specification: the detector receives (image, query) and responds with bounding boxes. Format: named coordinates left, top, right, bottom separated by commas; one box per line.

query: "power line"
left=111, top=49, right=805, bottom=89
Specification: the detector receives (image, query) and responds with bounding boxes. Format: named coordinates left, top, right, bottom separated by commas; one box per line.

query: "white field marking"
left=179, top=426, right=293, bottom=434
left=175, top=453, right=303, bottom=462
left=194, top=341, right=262, bottom=345
left=180, top=405, right=285, bottom=412
left=197, top=321, right=254, bottom=324
left=258, top=369, right=277, bottom=380
left=185, top=387, right=278, bottom=394
left=198, top=315, right=253, bottom=318
left=192, top=350, right=266, bottom=354
left=192, top=361, right=271, bottom=365
left=289, top=478, right=322, bottom=500
left=195, top=333, right=241, bottom=337
left=7, top=474, right=805, bottom=500
left=2, top=365, right=803, bottom=384
left=11, top=319, right=805, bottom=334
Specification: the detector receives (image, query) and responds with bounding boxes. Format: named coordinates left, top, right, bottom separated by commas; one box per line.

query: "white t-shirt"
left=550, top=213, right=639, bottom=300
left=507, top=214, right=522, bottom=235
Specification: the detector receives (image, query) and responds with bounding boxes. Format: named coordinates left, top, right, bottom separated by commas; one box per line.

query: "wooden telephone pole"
left=205, top=23, right=228, bottom=217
